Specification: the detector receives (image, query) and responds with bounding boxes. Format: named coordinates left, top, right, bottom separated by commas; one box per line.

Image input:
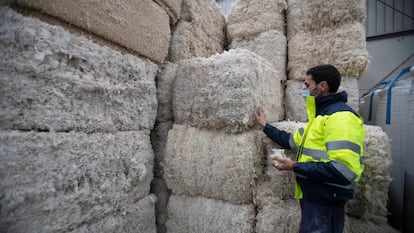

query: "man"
left=255, top=64, right=365, bottom=233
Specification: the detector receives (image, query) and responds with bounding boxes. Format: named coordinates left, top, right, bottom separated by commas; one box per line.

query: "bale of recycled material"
left=286, top=0, right=366, bottom=37
left=166, top=194, right=255, bottom=233
left=17, top=0, right=170, bottom=63
left=0, top=8, right=157, bottom=132
left=173, top=49, right=283, bottom=133
left=156, top=63, right=178, bottom=122
left=229, top=30, right=287, bottom=77
left=164, top=124, right=263, bottom=204
left=151, top=121, right=173, bottom=178
left=226, top=0, right=287, bottom=43
left=168, top=0, right=226, bottom=62
left=0, top=130, right=154, bottom=232
left=346, top=125, right=392, bottom=223
left=288, top=22, right=369, bottom=80
left=255, top=199, right=300, bottom=233
left=285, top=78, right=360, bottom=122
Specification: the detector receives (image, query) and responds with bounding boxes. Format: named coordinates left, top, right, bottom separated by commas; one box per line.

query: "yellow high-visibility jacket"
left=264, top=91, right=365, bottom=202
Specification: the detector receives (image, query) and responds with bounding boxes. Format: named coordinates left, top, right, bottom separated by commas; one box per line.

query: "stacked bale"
left=163, top=49, right=283, bottom=232
left=258, top=121, right=395, bottom=232
left=167, top=0, right=226, bottom=62
left=227, top=0, right=287, bottom=119
left=227, top=0, right=287, bottom=78
left=152, top=1, right=226, bottom=231
left=17, top=0, right=171, bottom=64
left=0, top=7, right=158, bottom=232
left=285, top=0, right=369, bottom=121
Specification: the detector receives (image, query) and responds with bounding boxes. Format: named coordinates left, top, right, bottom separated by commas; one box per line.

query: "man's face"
left=303, top=75, right=320, bottom=96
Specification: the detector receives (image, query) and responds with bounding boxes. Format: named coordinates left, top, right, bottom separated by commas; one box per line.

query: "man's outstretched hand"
left=254, top=107, right=266, bottom=128
left=272, top=157, right=296, bottom=170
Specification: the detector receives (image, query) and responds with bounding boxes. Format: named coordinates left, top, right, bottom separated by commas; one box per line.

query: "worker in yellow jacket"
left=255, top=64, right=365, bottom=233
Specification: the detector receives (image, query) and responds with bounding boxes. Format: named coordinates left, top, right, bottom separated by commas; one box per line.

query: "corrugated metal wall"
left=366, top=0, right=414, bottom=37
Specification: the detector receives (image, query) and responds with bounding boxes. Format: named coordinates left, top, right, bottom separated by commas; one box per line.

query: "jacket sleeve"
left=293, top=162, right=351, bottom=185
left=263, top=123, right=291, bottom=149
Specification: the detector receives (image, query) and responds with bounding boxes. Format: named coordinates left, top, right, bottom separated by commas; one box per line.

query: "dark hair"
left=306, top=64, right=341, bottom=93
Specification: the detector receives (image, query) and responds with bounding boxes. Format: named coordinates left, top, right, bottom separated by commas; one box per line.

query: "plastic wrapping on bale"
left=226, top=0, right=287, bottom=43
left=286, top=0, right=366, bottom=37
left=0, top=131, right=154, bottom=232
left=346, top=125, right=392, bottom=223
left=173, top=49, right=283, bottom=133
left=0, top=8, right=158, bottom=132
left=166, top=194, right=255, bottom=233
left=229, top=30, right=287, bottom=77
left=164, top=124, right=263, bottom=204
left=168, top=0, right=226, bottom=62
left=285, top=78, right=360, bottom=122
left=288, top=22, right=369, bottom=80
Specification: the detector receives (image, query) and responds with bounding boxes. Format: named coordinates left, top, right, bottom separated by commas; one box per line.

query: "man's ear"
left=320, top=81, right=330, bottom=92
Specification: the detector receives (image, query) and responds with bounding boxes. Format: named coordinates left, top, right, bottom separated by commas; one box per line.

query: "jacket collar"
left=315, top=91, right=348, bottom=115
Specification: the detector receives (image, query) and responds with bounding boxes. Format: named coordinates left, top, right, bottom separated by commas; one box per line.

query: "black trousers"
left=299, top=199, right=345, bottom=233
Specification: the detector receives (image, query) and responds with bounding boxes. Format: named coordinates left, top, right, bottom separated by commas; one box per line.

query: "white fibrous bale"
left=0, top=8, right=157, bottom=132
left=226, top=0, right=287, bottom=43
left=285, top=80, right=308, bottom=122
left=168, top=0, right=226, bottom=62
left=173, top=49, right=283, bottom=133
left=255, top=199, right=300, bottom=233
left=164, top=124, right=263, bottom=204
left=166, top=194, right=255, bottom=233
left=17, top=0, right=170, bottom=63
left=346, top=125, right=392, bottom=223
left=285, top=79, right=360, bottom=122
left=0, top=131, right=154, bottom=232
left=156, top=63, right=178, bottom=122
left=151, top=121, right=173, bottom=178
left=229, top=30, right=287, bottom=77
left=70, top=194, right=157, bottom=233
left=286, top=0, right=366, bottom=37
left=344, top=216, right=399, bottom=233
left=338, top=77, right=360, bottom=113
left=151, top=178, right=171, bottom=233
left=288, top=23, right=369, bottom=81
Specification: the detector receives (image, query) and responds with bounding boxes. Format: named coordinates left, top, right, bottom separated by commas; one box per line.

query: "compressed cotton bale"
left=151, top=121, right=173, bottom=178
left=229, top=30, right=287, bottom=76
left=285, top=79, right=360, bottom=122
left=286, top=0, right=366, bottom=37
left=164, top=124, right=263, bottom=204
left=0, top=8, right=157, bottom=132
left=156, top=62, right=178, bottom=122
left=166, top=194, right=255, bottom=233
left=256, top=199, right=300, bottom=233
left=173, top=49, right=283, bottom=133
left=168, top=0, right=226, bottom=62
left=226, top=0, right=287, bottom=43
left=69, top=194, right=157, bottom=233
left=346, top=125, right=392, bottom=223
left=288, top=22, right=369, bottom=80
left=344, top=216, right=399, bottom=233
left=0, top=130, right=154, bottom=232
left=151, top=178, right=171, bottom=233
left=153, top=0, right=183, bottom=24
left=17, top=0, right=170, bottom=63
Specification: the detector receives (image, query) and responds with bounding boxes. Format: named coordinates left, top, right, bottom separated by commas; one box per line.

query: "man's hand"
left=272, top=157, right=295, bottom=170
left=254, top=107, right=266, bottom=128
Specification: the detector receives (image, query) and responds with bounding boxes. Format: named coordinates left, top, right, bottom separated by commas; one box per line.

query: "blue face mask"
left=301, top=89, right=310, bottom=101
